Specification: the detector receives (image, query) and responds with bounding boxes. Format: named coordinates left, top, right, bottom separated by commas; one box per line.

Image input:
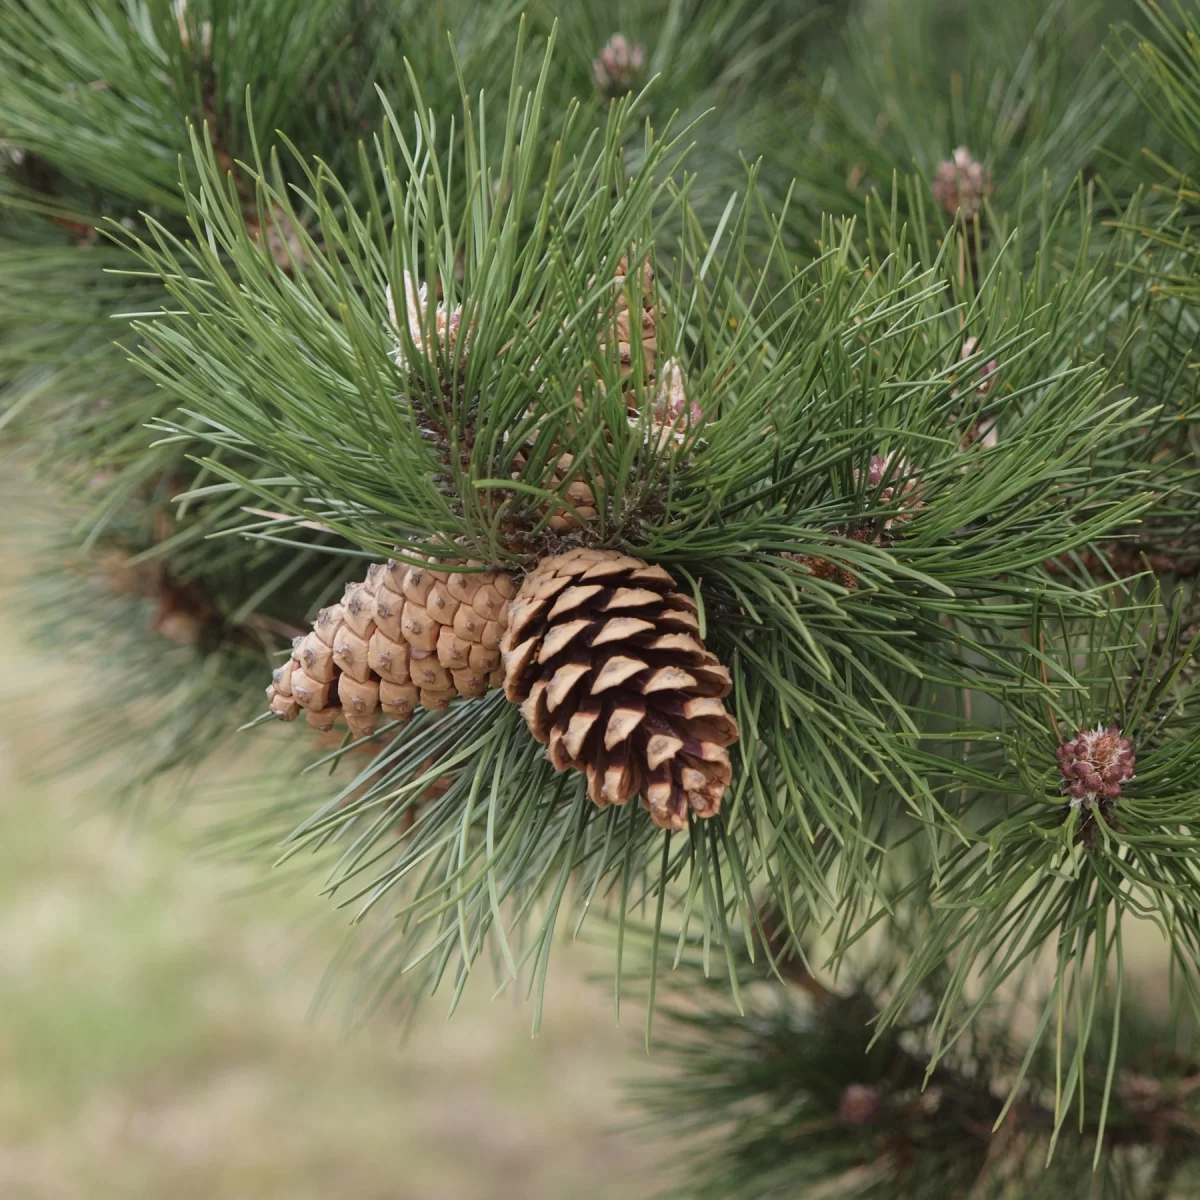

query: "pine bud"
left=642, top=357, right=705, bottom=448
left=173, top=0, right=213, bottom=56
left=385, top=271, right=470, bottom=369
left=955, top=337, right=1000, bottom=450
left=838, top=1083, right=882, bottom=1125
left=592, top=34, right=646, bottom=96
left=860, top=452, right=923, bottom=533
left=959, top=337, right=999, bottom=398
left=932, top=147, right=992, bottom=220
left=1055, top=726, right=1136, bottom=806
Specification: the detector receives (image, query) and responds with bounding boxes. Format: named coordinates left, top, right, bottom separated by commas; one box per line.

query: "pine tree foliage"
left=0, top=0, right=827, bottom=805
left=0, top=0, right=534, bottom=805
left=760, top=0, right=1161, bottom=252
left=105, top=16, right=1197, bottom=1032
left=1114, top=0, right=1200, bottom=316
left=5, top=1, right=1200, bottom=1192
left=631, top=938, right=1200, bottom=1198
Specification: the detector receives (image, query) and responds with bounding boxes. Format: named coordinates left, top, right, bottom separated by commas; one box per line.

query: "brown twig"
left=1044, top=541, right=1200, bottom=580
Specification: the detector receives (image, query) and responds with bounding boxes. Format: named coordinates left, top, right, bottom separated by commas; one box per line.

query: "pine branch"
left=630, top=933, right=1200, bottom=1199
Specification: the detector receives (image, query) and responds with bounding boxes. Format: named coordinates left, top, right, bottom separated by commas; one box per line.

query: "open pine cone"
left=267, top=557, right=514, bottom=738
left=501, top=548, right=738, bottom=830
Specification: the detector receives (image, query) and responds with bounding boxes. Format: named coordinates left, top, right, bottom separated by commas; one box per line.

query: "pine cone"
left=603, top=255, right=657, bottom=383
left=267, top=557, right=515, bottom=737
left=507, top=256, right=659, bottom=534
left=501, top=548, right=738, bottom=830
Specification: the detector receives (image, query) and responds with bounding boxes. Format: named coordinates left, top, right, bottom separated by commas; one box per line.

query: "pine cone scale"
left=605, top=702, right=645, bottom=748
left=594, top=616, right=655, bottom=643
left=605, top=586, right=674, bottom=611
left=546, top=660, right=591, bottom=708
left=593, top=655, right=647, bottom=691
left=548, top=584, right=605, bottom=618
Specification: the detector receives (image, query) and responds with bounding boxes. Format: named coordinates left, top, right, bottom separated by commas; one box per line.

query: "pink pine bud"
left=958, top=339, right=1000, bottom=396
left=854, top=452, right=923, bottom=535
left=593, top=33, right=647, bottom=95
left=978, top=357, right=999, bottom=395
left=932, top=147, right=992, bottom=220
left=643, top=358, right=705, bottom=449
left=1056, top=725, right=1135, bottom=808
left=838, top=1083, right=882, bottom=1125
left=955, top=338, right=1000, bottom=448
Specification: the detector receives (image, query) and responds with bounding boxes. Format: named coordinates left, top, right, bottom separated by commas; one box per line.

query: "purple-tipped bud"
left=1056, top=725, right=1135, bottom=808
left=932, top=147, right=992, bottom=220
left=979, top=358, right=999, bottom=395
left=853, top=452, right=924, bottom=534
left=838, top=1083, right=882, bottom=1125
left=592, top=33, right=647, bottom=95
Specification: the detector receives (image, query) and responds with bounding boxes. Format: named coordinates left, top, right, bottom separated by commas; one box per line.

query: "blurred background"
left=0, top=479, right=669, bottom=1200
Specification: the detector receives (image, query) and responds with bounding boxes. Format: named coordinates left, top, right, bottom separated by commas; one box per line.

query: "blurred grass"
left=0, top=491, right=667, bottom=1200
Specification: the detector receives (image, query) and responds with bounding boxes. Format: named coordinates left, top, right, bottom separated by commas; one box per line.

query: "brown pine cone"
left=266, top=557, right=515, bottom=738
left=501, top=548, right=738, bottom=830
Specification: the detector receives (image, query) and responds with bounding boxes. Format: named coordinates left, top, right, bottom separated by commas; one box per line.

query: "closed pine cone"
left=501, top=548, right=738, bottom=830
left=603, top=255, right=657, bottom=384
left=509, top=439, right=603, bottom=533
left=267, top=557, right=515, bottom=738
left=506, top=256, right=660, bottom=535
